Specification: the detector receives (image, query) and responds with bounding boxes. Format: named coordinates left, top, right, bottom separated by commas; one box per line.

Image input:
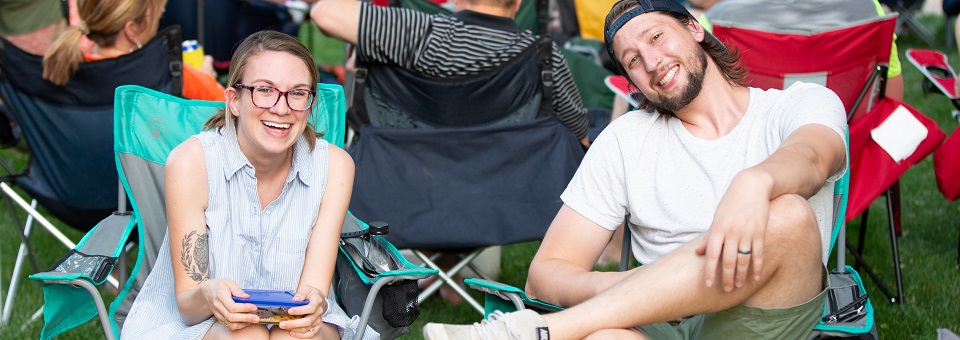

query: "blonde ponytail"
left=42, top=25, right=86, bottom=86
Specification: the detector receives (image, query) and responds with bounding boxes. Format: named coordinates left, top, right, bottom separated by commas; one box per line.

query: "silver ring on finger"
left=737, top=249, right=752, bottom=255
left=309, top=326, right=315, bottom=333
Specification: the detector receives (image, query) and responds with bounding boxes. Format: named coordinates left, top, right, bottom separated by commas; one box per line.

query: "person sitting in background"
left=42, top=0, right=224, bottom=101
left=0, top=0, right=66, bottom=55
left=310, top=0, right=591, bottom=148
left=120, top=30, right=369, bottom=339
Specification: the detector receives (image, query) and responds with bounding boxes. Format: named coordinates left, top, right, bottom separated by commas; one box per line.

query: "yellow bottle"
left=182, top=40, right=204, bottom=70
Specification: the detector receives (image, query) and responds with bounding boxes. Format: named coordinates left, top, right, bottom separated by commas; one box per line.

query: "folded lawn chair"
left=26, top=84, right=435, bottom=340
left=905, top=48, right=960, bottom=265
left=711, top=12, right=947, bottom=305
left=604, top=75, right=640, bottom=108
left=467, top=145, right=880, bottom=338
left=0, top=26, right=183, bottom=327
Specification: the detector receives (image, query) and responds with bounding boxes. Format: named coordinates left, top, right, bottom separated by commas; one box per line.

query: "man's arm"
left=698, top=124, right=846, bottom=292
left=311, top=0, right=361, bottom=44
left=525, top=205, right=633, bottom=307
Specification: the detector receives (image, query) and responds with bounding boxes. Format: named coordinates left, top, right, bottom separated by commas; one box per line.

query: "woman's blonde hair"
left=42, top=0, right=167, bottom=85
left=203, top=30, right=321, bottom=150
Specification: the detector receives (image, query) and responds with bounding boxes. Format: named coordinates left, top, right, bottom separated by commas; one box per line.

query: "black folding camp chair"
left=346, top=0, right=584, bottom=314
left=0, top=25, right=183, bottom=328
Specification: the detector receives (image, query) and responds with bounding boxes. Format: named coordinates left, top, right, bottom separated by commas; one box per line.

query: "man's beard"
left=646, top=47, right=708, bottom=115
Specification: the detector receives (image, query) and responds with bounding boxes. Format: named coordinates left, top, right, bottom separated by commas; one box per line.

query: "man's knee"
left=769, top=194, right=818, bottom=233
left=767, top=194, right=821, bottom=258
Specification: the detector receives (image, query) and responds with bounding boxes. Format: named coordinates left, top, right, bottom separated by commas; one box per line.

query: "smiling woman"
left=119, top=31, right=367, bottom=340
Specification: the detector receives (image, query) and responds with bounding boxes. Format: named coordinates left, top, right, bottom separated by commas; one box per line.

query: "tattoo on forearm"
left=180, top=229, right=209, bottom=283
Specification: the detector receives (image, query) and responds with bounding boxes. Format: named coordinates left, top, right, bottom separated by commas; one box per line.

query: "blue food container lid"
left=233, top=289, right=309, bottom=308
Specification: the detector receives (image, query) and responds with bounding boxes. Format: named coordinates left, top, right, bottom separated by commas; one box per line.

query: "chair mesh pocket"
left=380, top=280, right=420, bottom=327
left=51, top=250, right=117, bottom=283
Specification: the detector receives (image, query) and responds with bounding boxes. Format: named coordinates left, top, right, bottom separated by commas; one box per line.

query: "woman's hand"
left=279, top=285, right=328, bottom=338
left=200, top=278, right=259, bottom=330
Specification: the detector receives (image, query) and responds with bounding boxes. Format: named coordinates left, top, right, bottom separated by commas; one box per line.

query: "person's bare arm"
left=697, top=124, right=845, bottom=292
left=525, top=205, right=633, bottom=307
left=311, top=0, right=361, bottom=44
left=276, top=146, right=355, bottom=336
left=166, top=138, right=258, bottom=327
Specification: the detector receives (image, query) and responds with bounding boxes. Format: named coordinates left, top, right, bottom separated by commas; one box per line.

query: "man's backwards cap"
left=603, top=0, right=723, bottom=68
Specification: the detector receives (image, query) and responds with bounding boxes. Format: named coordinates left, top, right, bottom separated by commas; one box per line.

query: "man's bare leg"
left=543, top=194, right=824, bottom=339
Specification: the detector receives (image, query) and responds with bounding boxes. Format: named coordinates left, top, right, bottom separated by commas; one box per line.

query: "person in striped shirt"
left=311, top=0, right=591, bottom=148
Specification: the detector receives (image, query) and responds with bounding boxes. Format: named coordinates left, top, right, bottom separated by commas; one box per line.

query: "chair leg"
left=854, top=207, right=870, bottom=271
left=892, top=3, right=937, bottom=47
left=845, top=239, right=898, bottom=303
left=69, top=279, right=116, bottom=340
left=1, top=198, right=41, bottom=326
left=413, top=250, right=485, bottom=314
left=884, top=188, right=904, bottom=305
left=890, top=181, right=903, bottom=236
left=948, top=16, right=956, bottom=51
left=848, top=184, right=906, bottom=304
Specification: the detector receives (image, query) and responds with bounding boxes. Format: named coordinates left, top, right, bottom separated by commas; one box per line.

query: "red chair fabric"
left=713, top=18, right=895, bottom=122
left=905, top=49, right=960, bottom=99
left=934, top=129, right=960, bottom=201
left=713, top=16, right=945, bottom=222
left=847, top=98, right=946, bottom=219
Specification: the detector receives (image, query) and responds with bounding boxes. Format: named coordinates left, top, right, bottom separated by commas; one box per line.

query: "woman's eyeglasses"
left=233, top=84, right=316, bottom=112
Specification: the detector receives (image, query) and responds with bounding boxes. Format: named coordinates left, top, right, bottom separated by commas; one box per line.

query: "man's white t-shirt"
left=561, top=82, right=848, bottom=265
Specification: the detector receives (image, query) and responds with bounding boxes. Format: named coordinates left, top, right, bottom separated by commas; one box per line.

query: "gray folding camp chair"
left=27, top=84, right=435, bottom=340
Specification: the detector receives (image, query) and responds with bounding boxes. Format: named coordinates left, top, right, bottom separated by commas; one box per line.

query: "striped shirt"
left=356, top=2, right=589, bottom=140
left=121, top=124, right=377, bottom=339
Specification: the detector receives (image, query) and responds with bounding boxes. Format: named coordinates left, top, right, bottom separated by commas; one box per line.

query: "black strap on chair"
left=347, top=66, right=370, bottom=132
left=161, top=26, right=184, bottom=98
left=537, top=35, right=554, bottom=118
left=60, top=0, right=70, bottom=22
left=536, top=0, right=549, bottom=37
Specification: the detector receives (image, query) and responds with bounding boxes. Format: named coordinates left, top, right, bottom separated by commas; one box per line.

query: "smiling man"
left=422, top=0, right=848, bottom=339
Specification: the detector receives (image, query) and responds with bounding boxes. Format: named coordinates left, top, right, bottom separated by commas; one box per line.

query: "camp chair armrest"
left=27, top=212, right=134, bottom=287
left=376, top=268, right=437, bottom=280
left=464, top=278, right=563, bottom=314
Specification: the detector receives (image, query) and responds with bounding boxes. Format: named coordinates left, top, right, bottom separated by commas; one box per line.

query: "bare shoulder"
left=325, top=144, right=355, bottom=175
left=166, top=138, right=207, bottom=179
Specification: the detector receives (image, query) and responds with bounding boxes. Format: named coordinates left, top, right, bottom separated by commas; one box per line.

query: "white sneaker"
left=422, top=310, right=550, bottom=340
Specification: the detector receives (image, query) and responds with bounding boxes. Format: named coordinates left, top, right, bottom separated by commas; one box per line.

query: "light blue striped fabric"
left=120, top=123, right=376, bottom=339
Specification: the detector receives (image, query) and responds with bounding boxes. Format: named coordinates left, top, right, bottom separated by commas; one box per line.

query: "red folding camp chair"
left=906, top=48, right=960, bottom=265
left=712, top=14, right=946, bottom=304
left=604, top=75, right=640, bottom=108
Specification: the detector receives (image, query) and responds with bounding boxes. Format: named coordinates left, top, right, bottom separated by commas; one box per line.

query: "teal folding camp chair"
left=466, top=145, right=879, bottom=338
left=27, top=84, right=435, bottom=340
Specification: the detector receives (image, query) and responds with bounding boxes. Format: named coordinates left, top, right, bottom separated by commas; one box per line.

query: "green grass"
left=2, top=13, right=960, bottom=340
